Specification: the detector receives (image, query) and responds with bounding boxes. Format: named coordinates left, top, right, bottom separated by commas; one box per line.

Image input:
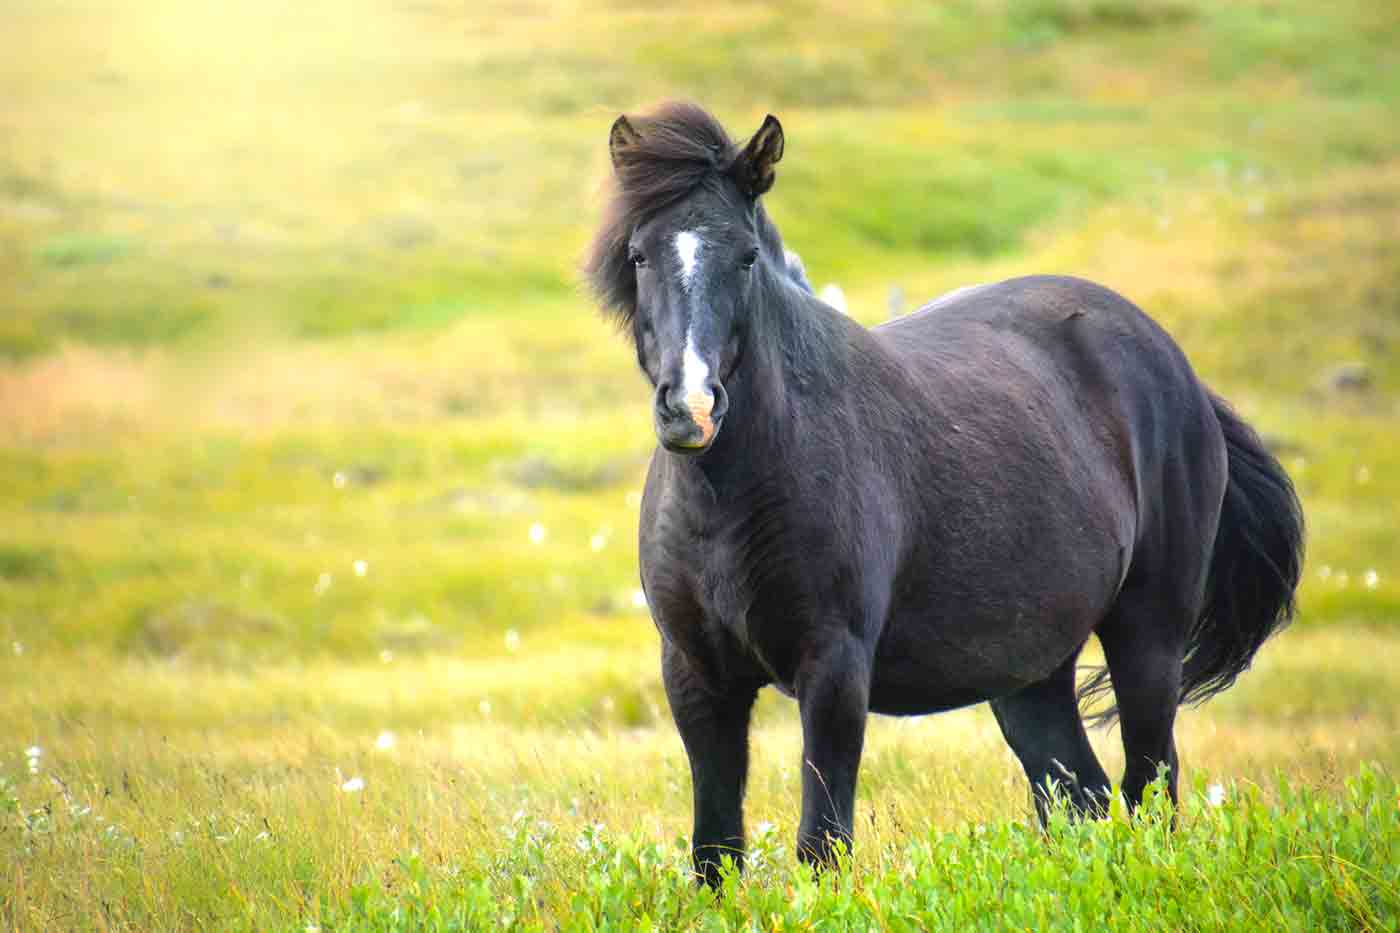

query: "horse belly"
left=869, top=579, right=1111, bottom=713
left=868, top=677, right=1005, bottom=716
left=867, top=639, right=1034, bottom=715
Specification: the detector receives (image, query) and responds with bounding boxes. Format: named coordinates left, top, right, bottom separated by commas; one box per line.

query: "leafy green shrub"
left=323, top=768, right=1400, bottom=931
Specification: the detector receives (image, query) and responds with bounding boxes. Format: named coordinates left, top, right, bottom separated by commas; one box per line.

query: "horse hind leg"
left=1095, top=586, right=1188, bottom=810
left=991, top=646, right=1111, bottom=823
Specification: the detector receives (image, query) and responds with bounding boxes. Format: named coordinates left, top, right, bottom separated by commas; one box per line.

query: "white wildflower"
left=504, top=629, right=521, bottom=652
left=340, top=776, right=365, bottom=793
left=528, top=522, right=547, bottom=545
left=590, top=533, right=607, bottom=552
left=353, top=559, right=368, bottom=577
left=1206, top=783, right=1226, bottom=807
left=478, top=699, right=492, bottom=717
left=375, top=731, right=396, bottom=751
left=1364, top=569, right=1379, bottom=590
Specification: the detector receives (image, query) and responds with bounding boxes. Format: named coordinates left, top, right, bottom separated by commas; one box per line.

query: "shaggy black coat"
left=585, top=102, right=1303, bottom=886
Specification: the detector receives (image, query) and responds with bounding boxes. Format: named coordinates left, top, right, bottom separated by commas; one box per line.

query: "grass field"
left=3, top=0, right=1400, bottom=928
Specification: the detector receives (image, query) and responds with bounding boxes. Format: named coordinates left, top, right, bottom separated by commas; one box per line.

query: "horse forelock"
left=584, top=101, right=740, bottom=327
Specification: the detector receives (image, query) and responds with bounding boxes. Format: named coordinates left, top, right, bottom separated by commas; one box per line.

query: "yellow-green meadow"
left=3, top=1, right=1398, bottom=928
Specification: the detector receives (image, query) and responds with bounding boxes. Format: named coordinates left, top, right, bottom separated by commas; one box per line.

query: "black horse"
left=584, top=102, right=1303, bottom=886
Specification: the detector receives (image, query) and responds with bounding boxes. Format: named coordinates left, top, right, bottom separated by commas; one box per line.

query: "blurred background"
left=2, top=0, right=1398, bottom=923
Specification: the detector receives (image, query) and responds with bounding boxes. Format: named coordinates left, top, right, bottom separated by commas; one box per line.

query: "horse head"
left=586, top=103, right=786, bottom=454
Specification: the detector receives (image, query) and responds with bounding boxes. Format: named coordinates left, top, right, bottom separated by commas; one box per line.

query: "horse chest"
left=646, top=502, right=814, bottom=690
left=699, top=548, right=806, bottom=686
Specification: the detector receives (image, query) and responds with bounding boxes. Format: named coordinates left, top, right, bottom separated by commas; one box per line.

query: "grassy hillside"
left=2, top=0, right=1399, bottom=927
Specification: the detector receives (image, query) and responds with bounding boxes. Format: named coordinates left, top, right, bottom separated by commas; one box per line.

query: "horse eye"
left=629, top=248, right=647, bottom=268
left=741, top=247, right=760, bottom=270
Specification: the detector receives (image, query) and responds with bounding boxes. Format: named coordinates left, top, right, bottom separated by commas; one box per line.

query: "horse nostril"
left=709, top=383, right=729, bottom=421
left=655, top=382, right=676, bottom=411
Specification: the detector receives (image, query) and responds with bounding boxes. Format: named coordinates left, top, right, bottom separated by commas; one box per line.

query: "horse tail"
left=1081, top=392, right=1304, bottom=724
left=1179, top=393, right=1304, bottom=706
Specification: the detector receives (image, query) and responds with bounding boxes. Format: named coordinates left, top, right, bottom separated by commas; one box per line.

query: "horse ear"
left=733, top=114, right=784, bottom=198
left=609, top=115, right=642, bottom=174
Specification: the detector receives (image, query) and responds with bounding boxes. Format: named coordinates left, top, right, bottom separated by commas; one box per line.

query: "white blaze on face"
left=682, top=336, right=711, bottom=400
left=674, top=230, right=715, bottom=443
left=681, top=329, right=714, bottom=444
left=674, top=230, right=701, bottom=291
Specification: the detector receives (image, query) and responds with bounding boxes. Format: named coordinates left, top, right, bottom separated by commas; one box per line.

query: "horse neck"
left=690, top=265, right=841, bottom=487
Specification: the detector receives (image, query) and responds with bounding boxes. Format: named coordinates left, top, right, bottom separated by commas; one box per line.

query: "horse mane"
left=584, top=101, right=741, bottom=326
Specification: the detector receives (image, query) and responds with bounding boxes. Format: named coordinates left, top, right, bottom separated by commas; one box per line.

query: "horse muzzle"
left=654, top=382, right=728, bottom=454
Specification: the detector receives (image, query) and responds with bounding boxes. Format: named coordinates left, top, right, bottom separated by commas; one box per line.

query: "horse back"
left=861, top=276, right=1225, bottom=698
left=875, top=275, right=1221, bottom=542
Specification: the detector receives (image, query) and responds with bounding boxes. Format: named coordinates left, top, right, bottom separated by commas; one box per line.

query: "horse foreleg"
left=795, top=633, right=871, bottom=868
left=661, top=641, right=758, bottom=888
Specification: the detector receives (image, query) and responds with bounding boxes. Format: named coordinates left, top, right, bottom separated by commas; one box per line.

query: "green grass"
left=329, top=771, right=1400, bottom=930
left=2, top=0, right=1400, bottom=927
left=2, top=627, right=1398, bottom=929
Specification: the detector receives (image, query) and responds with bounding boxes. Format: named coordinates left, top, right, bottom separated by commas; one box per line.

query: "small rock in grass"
left=1322, top=362, right=1372, bottom=394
